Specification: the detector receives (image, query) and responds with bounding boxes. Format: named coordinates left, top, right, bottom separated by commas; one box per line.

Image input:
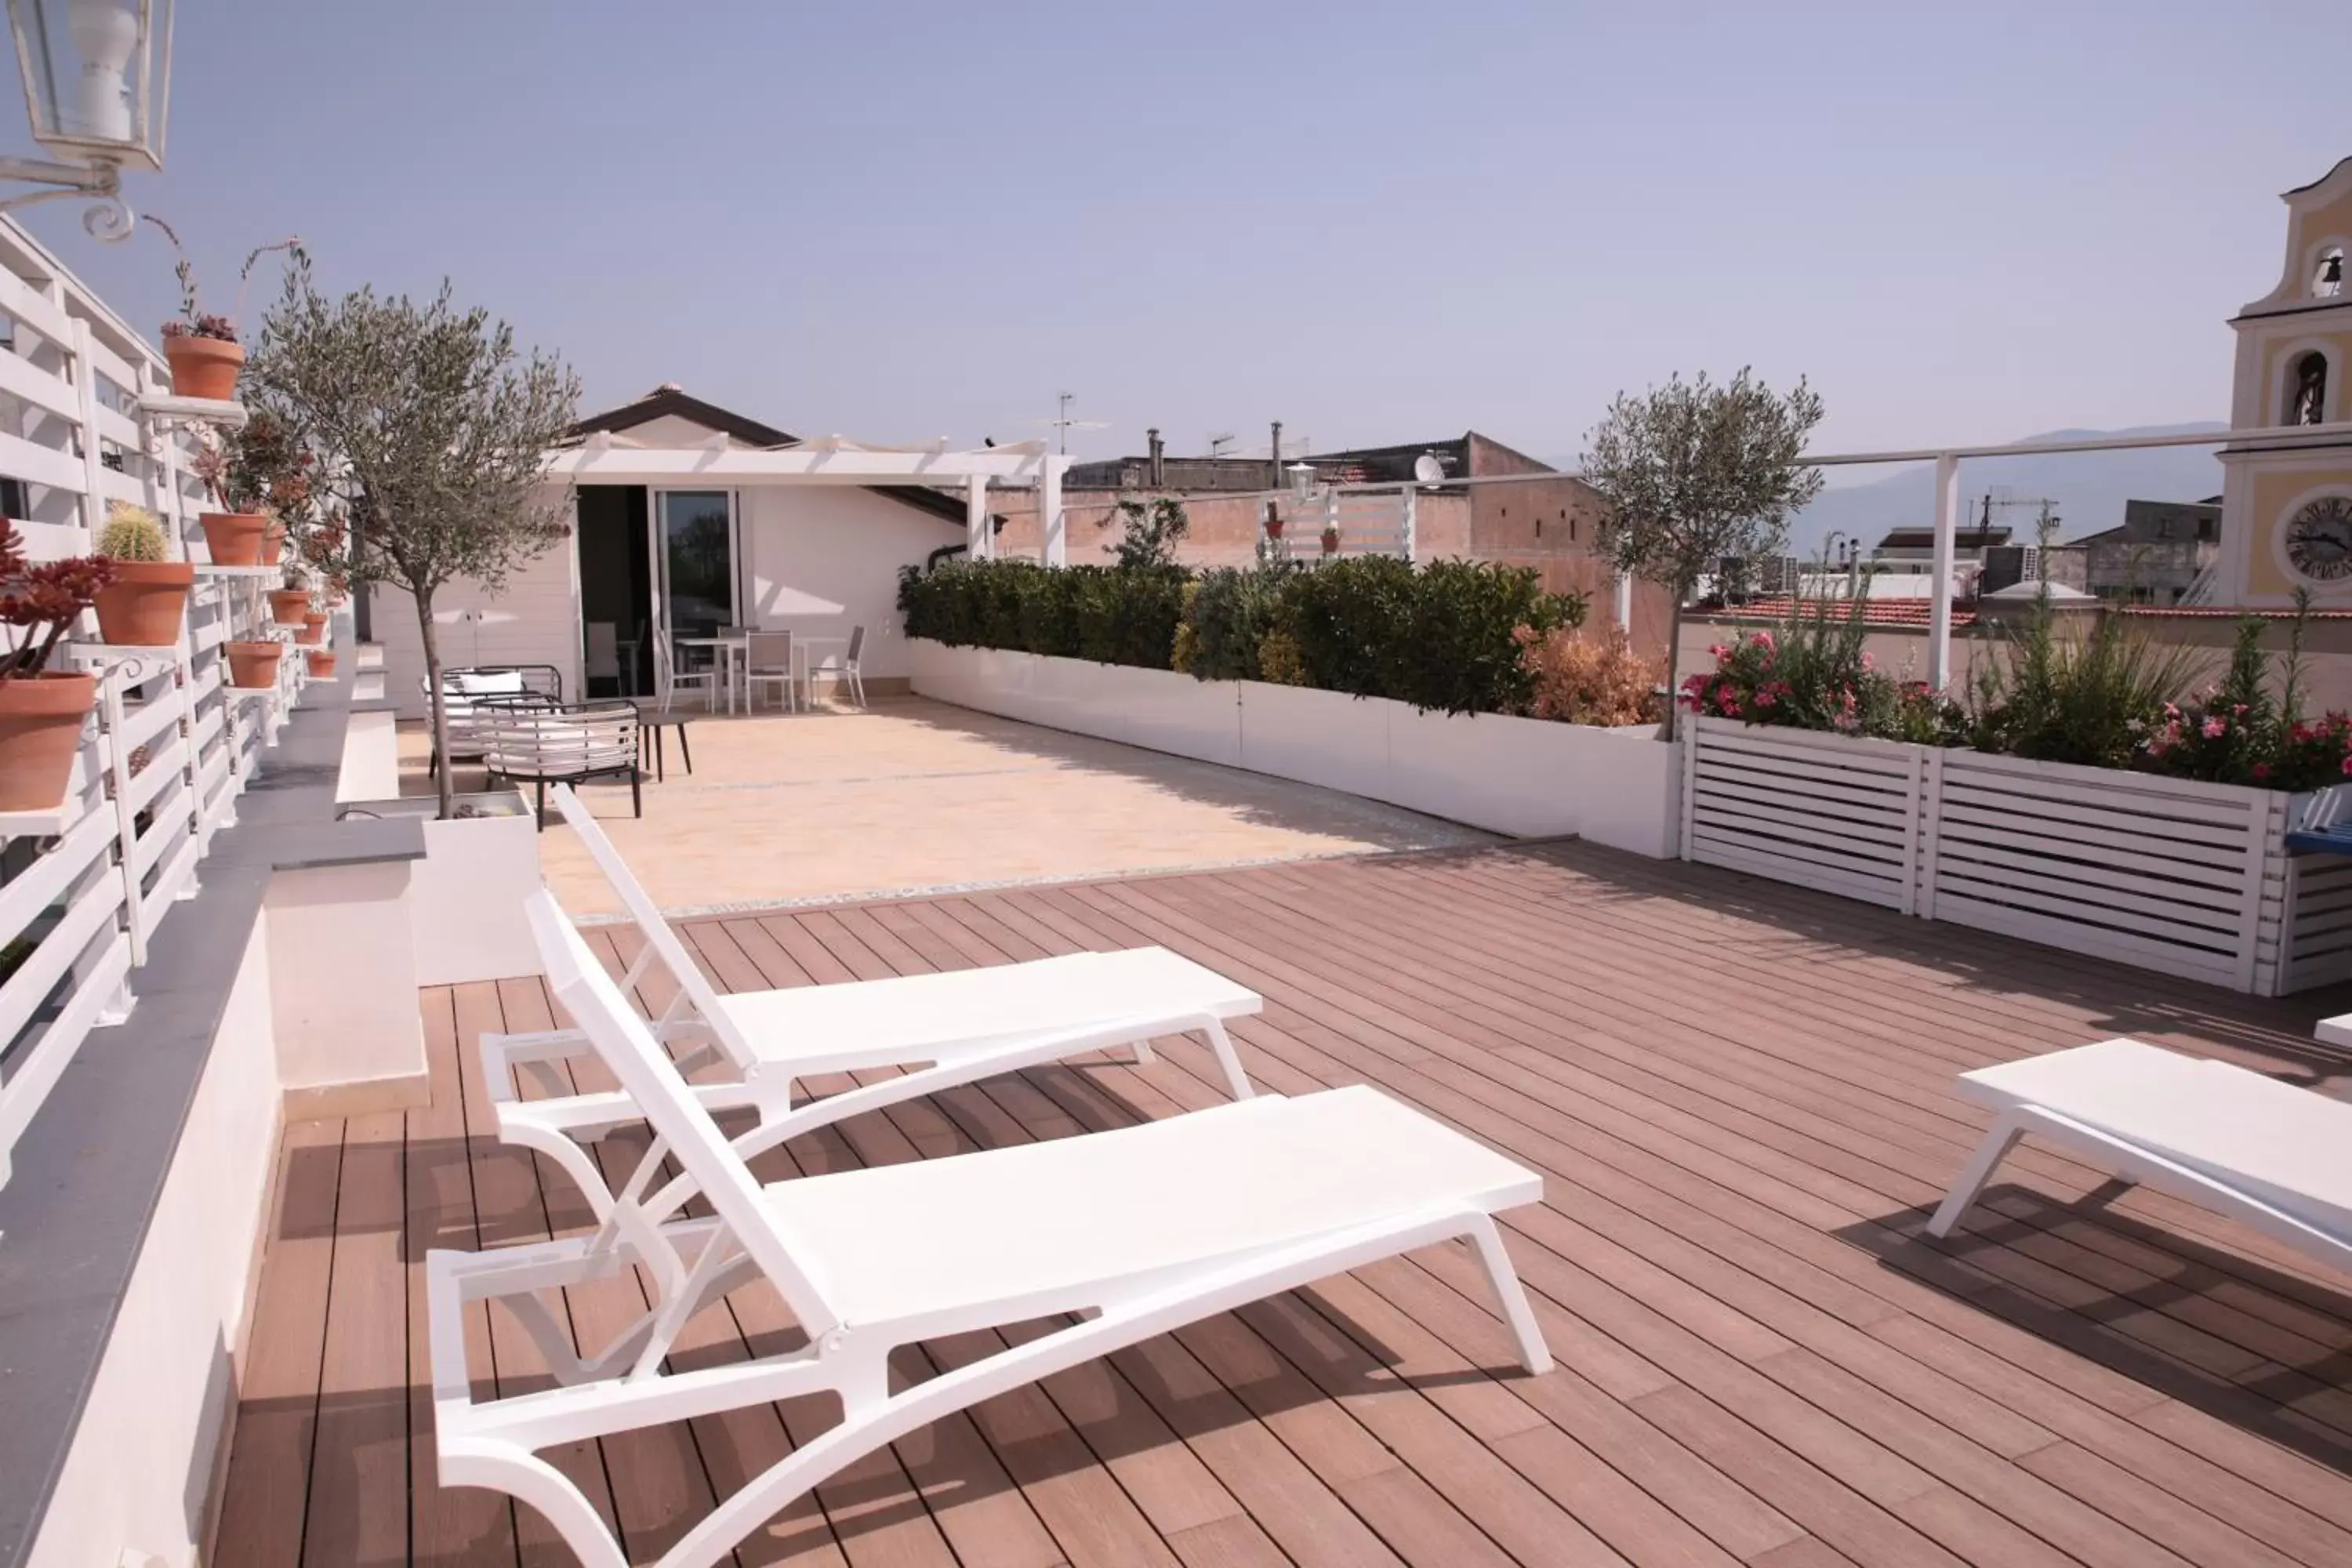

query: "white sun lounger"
left=427, top=891, right=1553, bottom=1568
left=481, top=784, right=1261, bottom=1221
left=1929, top=1037, right=2352, bottom=1275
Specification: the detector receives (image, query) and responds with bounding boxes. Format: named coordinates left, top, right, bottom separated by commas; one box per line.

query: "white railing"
left=0, top=216, right=323, bottom=1191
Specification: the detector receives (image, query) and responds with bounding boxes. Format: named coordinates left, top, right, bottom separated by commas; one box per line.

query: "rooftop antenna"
left=1207, top=430, right=1239, bottom=459
left=1038, top=390, right=1109, bottom=456
left=1413, top=452, right=1450, bottom=484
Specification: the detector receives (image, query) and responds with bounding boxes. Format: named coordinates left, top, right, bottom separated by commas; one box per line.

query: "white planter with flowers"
left=1680, top=713, right=2352, bottom=996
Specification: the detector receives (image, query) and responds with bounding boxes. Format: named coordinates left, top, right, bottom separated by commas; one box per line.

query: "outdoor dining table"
left=673, top=632, right=749, bottom=714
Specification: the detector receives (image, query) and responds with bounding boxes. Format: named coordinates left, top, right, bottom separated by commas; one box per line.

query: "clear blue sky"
left=16, top=1, right=2349, bottom=466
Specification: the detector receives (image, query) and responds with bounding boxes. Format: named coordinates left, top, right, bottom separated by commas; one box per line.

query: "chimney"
left=1270, top=419, right=1283, bottom=484
left=1146, top=426, right=1163, bottom=488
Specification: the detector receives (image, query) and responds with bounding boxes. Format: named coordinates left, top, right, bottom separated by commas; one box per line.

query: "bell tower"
left=2216, top=156, right=2352, bottom=604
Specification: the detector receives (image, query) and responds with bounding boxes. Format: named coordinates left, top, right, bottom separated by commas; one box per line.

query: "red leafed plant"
left=1514, top=622, right=1665, bottom=726
left=0, top=521, right=113, bottom=679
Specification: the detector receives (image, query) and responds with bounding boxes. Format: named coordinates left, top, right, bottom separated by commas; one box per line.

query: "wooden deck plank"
left=214, top=840, right=2352, bottom=1568
left=299, top=1109, right=412, bottom=1568
left=209, top=1116, right=341, bottom=1567
left=409, top=984, right=521, bottom=1567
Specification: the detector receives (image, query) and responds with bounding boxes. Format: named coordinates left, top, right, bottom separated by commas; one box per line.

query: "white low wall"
left=910, top=641, right=1680, bottom=856
left=28, top=920, right=281, bottom=1568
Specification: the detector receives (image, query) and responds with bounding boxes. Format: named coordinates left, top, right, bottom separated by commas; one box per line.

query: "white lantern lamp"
left=0, top=0, right=171, bottom=236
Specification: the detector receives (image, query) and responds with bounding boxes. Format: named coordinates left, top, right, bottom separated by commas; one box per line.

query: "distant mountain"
left=1783, top=423, right=2227, bottom=559
left=1542, top=422, right=2229, bottom=558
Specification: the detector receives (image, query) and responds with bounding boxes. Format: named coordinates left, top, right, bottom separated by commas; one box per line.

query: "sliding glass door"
left=655, top=489, right=737, bottom=637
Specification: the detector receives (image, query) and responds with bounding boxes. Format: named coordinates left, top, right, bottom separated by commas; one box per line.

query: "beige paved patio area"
left=398, top=695, right=1494, bottom=916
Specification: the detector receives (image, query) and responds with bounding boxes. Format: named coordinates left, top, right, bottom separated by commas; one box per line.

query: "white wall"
left=372, top=520, right=583, bottom=719
left=28, top=920, right=281, bottom=1568
left=739, top=487, right=964, bottom=681
left=912, top=641, right=1682, bottom=857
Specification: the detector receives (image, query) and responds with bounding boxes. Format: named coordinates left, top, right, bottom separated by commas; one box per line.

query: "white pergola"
left=542, top=434, right=1070, bottom=564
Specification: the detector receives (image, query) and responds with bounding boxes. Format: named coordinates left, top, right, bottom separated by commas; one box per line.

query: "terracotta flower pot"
left=296, top=614, right=326, bottom=646
left=1320, top=527, right=1341, bottom=557
left=268, top=588, right=312, bottom=626
left=162, top=334, right=244, bottom=401
left=0, top=672, right=96, bottom=811
left=305, top=649, right=336, bottom=678
left=224, top=640, right=285, bottom=690
left=199, top=511, right=270, bottom=566
left=260, top=522, right=285, bottom=566
left=93, top=559, right=195, bottom=647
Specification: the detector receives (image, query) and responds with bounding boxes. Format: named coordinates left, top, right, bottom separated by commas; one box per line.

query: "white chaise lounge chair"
left=481, top=784, right=1261, bottom=1222
left=1929, top=1037, right=2352, bottom=1275
left=429, top=892, right=1553, bottom=1568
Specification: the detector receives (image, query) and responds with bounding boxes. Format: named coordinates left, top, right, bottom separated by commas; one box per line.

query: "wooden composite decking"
left=211, top=839, right=2352, bottom=1568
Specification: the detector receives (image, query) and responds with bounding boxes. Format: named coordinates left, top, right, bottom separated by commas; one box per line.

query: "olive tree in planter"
left=1581, top=367, right=1824, bottom=739
left=245, top=255, right=580, bottom=818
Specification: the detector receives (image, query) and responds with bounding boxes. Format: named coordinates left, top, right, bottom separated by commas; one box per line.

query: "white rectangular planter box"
left=1681, top=714, right=2348, bottom=996
left=1238, top=681, right=1391, bottom=798
left=347, top=789, right=545, bottom=985
left=911, top=639, right=1682, bottom=856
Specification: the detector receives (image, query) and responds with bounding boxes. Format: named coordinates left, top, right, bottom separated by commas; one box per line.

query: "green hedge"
left=901, top=556, right=1585, bottom=716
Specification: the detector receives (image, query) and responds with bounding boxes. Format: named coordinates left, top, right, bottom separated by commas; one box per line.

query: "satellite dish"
left=1413, top=453, right=1447, bottom=484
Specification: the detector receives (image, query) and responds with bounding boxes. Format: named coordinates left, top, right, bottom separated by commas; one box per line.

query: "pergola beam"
left=543, top=447, right=1060, bottom=486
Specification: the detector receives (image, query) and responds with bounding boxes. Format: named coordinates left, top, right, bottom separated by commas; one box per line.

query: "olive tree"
left=1581, top=367, right=1824, bottom=738
left=247, top=256, right=580, bottom=817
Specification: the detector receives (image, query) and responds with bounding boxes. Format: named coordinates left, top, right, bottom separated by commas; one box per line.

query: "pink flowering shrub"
left=2135, top=614, right=2352, bottom=789
left=1679, top=600, right=1957, bottom=744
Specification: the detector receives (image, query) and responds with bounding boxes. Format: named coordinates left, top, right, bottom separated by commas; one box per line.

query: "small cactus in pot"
left=92, top=502, right=194, bottom=648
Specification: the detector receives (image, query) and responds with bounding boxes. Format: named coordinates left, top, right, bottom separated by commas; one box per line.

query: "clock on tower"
left=2212, top=157, right=2352, bottom=606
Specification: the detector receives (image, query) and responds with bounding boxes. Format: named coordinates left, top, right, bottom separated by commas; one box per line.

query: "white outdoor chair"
left=430, top=889, right=1552, bottom=1568
left=477, top=699, right=643, bottom=827
left=584, top=621, right=628, bottom=698
left=742, top=628, right=796, bottom=712
left=651, top=629, right=722, bottom=713
left=1929, top=1037, right=2352, bottom=1276
left=810, top=623, right=867, bottom=708
left=477, top=782, right=1262, bottom=1224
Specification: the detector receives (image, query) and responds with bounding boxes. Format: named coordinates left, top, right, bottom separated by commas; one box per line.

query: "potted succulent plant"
left=149, top=220, right=302, bottom=403
left=91, top=502, right=194, bottom=647
left=1320, top=521, right=1341, bottom=557
left=0, top=521, right=112, bottom=811
left=190, top=410, right=313, bottom=566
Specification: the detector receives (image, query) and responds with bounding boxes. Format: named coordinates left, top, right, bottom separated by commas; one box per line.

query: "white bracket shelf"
left=0, top=801, right=74, bottom=839
left=136, top=394, right=249, bottom=432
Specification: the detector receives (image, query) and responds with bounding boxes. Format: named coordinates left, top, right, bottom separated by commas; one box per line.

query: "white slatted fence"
left=0, top=216, right=325, bottom=1192
left=1682, top=714, right=2352, bottom=996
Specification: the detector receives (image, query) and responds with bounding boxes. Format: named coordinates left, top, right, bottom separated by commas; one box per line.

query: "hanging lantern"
left=5, top=0, right=172, bottom=172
